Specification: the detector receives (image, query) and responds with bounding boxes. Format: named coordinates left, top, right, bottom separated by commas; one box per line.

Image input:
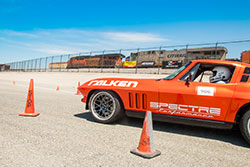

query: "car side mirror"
left=185, top=73, right=192, bottom=86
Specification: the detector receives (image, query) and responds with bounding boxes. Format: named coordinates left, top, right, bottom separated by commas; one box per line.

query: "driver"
left=209, top=66, right=231, bottom=84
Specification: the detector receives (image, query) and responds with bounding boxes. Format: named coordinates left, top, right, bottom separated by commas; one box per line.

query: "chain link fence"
left=4, top=40, right=250, bottom=74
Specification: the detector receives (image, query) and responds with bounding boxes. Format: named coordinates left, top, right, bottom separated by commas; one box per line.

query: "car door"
left=158, top=63, right=237, bottom=122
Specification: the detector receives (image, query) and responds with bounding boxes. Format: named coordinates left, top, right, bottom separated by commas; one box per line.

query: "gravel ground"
left=0, top=72, right=250, bottom=167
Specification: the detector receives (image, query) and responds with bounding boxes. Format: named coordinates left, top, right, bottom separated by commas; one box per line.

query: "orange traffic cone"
left=76, top=82, right=80, bottom=95
left=19, top=79, right=40, bottom=117
left=130, top=111, right=160, bottom=159
left=56, top=86, right=59, bottom=91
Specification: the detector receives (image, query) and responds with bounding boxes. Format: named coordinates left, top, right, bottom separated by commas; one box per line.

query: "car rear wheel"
left=240, top=110, right=250, bottom=144
left=89, top=91, right=124, bottom=123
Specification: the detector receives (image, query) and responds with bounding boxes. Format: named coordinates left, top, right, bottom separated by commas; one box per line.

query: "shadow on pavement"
left=74, top=111, right=250, bottom=148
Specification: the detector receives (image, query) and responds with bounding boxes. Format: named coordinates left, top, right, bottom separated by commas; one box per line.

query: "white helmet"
left=209, top=66, right=231, bottom=83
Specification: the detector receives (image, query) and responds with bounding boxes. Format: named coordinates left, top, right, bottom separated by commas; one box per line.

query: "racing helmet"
left=209, top=66, right=231, bottom=83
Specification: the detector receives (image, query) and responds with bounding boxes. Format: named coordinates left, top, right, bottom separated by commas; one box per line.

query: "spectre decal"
left=150, top=102, right=221, bottom=118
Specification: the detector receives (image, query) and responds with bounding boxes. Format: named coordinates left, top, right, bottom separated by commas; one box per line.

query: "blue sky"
left=0, top=0, right=250, bottom=63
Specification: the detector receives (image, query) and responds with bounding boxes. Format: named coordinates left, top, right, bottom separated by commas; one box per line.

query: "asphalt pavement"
left=0, top=72, right=250, bottom=167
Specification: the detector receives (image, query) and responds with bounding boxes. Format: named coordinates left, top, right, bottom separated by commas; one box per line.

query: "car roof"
left=192, top=59, right=250, bottom=67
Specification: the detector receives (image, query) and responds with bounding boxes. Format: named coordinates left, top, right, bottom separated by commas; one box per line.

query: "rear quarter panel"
left=225, top=65, right=250, bottom=122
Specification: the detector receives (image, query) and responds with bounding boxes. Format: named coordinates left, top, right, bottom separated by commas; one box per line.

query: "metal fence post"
left=101, top=50, right=105, bottom=73
left=88, top=52, right=92, bottom=72
left=32, top=59, right=34, bottom=71
left=135, top=48, right=139, bottom=74
left=31, top=59, right=33, bottom=71
left=215, top=42, right=218, bottom=59
left=25, top=60, right=27, bottom=71
left=45, top=57, right=48, bottom=72
left=30, top=60, right=32, bottom=72
left=23, top=61, right=25, bottom=71
left=78, top=53, right=81, bottom=72
left=51, top=56, right=54, bottom=72
left=35, top=59, right=37, bottom=72
left=32, top=59, right=34, bottom=72
left=67, top=54, right=70, bottom=72
left=186, top=44, right=189, bottom=63
left=27, top=60, right=29, bottom=71
left=118, top=49, right=122, bottom=73
left=29, top=60, right=31, bottom=72
left=20, top=61, right=22, bottom=71
left=30, top=60, right=32, bottom=71
left=60, top=55, right=63, bottom=72
left=38, top=58, right=41, bottom=72
left=33, top=59, right=35, bottom=72
left=158, top=46, right=161, bottom=74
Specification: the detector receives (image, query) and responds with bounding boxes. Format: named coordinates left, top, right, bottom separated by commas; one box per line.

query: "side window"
left=193, top=71, right=213, bottom=83
left=241, top=75, right=249, bottom=82
left=180, top=63, right=235, bottom=84
left=180, top=63, right=200, bottom=81
left=244, top=67, right=250, bottom=74
left=241, top=67, right=250, bottom=83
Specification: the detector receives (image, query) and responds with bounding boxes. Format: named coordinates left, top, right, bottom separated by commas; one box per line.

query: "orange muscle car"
left=78, top=60, right=250, bottom=144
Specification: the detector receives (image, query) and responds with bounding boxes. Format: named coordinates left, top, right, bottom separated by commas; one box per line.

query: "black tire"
left=89, top=91, right=124, bottom=123
left=240, top=110, right=250, bottom=144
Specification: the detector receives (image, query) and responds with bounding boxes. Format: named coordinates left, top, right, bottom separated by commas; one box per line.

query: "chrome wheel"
left=90, top=92, right=116, bottom=121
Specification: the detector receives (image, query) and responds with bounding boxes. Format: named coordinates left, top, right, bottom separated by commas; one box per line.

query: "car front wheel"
left=89, top=91, right=124, bottom=123
left=240, top=110, right=250, bottom=144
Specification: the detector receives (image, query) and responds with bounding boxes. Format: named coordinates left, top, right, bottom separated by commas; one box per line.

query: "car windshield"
left=164, top=61, right=192, bottom=80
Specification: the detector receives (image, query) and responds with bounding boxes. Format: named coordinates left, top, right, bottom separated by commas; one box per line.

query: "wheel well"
left=235, top=103, right=250, bottom=124
left=85, top=89, right=125, bottom=110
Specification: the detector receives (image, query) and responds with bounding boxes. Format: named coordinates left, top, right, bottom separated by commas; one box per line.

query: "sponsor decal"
left=141, top=61, right=155, bottom=67
left=88, top=80, right=138, bottom=88
left=123, top=61, right=136, bottom=68
left=150, top=102, right=221, bottom=118
left=197, top=87, right=215, bottom=96
left=162, top=61, right=183, bottom=69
